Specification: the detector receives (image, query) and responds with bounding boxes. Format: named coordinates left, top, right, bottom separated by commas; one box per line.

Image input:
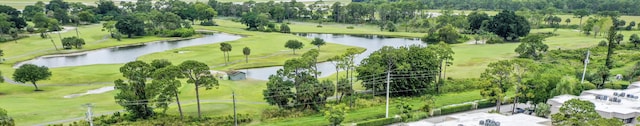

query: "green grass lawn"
left=142, top=20, right=365, bottom=71
left=5, top=15, right=640, bottom=126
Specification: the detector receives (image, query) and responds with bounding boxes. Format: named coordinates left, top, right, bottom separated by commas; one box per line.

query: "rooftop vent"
left=484, top=119, right=501, bottom=126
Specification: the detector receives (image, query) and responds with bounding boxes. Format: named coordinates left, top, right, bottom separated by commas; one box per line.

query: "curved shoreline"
left=10, top=33, right=231, bottom=68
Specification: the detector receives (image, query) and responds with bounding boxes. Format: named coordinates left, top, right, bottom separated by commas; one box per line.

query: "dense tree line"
left=357, top=0, right=640, bottom=16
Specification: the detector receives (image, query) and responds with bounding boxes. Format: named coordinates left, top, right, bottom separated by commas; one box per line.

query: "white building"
left=547, top=82, right=640, bottom=125
left=402, top=112, right=551, bottom=126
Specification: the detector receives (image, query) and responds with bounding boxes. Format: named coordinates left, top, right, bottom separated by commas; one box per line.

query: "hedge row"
left=355, top=117, right=397, bottom=126
left=439, top=103, right=474, bottom=115
left=477, top=100, right=496, bottom=109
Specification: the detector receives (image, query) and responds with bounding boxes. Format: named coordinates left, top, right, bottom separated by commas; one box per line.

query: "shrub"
left=598, top=40, right=608, bottom=47
left=317, top=25, right=323, bottom=28
left=346, top=26, right=355, bottom=29
left=420, top=34, right=440, bottom=44
left=26, top=26, right=35, bottom=33
left=261, top=108, right=306, bottom=120
left=405, top=111, right=429, bottom=122
left=355, top=117, right=397, bottom=126
left=486, top=37, right=504, bottom=44
left=582, top=82, right=597, bottom=90
left=438, top=103, right=473, bottom=115
left=477, top=100, right=495, bottom=109
left=605, top=81, right=626, bottom=89
left=280, top=24, right=291, bottom=33
left=200, top=20, right=218, bottom=26
left=161, top=28, right=196, bottom=38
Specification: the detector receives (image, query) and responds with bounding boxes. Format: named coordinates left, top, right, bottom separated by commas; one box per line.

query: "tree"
left=551, top=99, right=622, bottom=125
left=428, top=42, right=454, bottom=93
left=194, top=2, right=217, bottom=22
left=219, top=43, right=232, bottom=65
left=280, top=24, right=291, bottom=33
left=615, top=34, right=624, bottom=45
left=593, top=66, right=610, bottom=89
left=285, top=40, right=304, bottom=55
left=23, top=5, right=43, bottom=21
left=324, top=104, right=347, bottom=126
left=385, top=22, right=396, bottom=32
left=240, top=12, right=269, bottom=30
left=310, top=37, right=326, bottom=50
left=485, top=10, right=530, bottom=41
left=0, top=107, right=14, bottom=126
left=515, top=34, right=549, bottom=60
left=77, top=11, right=97, bottom=24
left=480, top=60, right=513, bottom=112
left=565, top=18, right=571, bottom=25
left=178, top=60, right=219, bottom=118
left=0, top=49, right=3, bottom=63
left=102, top=21, right=117, bottom=38
left=605, top=24, right=617, bottom=70
left=114, top=61, right=157, bottom=119
left=628, top=61, right=640, bottom=82
left=263, top=69, right=294, bottom=108
left=151, top=65, right=185, bottom=118
left=437, top=24, right=461, bottom=44
left=336, top=78, right=352, bottom=102
left=535, top=103, right=550, bottom=117
left=12, top=64, right=51, bottom=91
left=264, top=55, right=334, bottom=111
left=630, top=34, right=640, bottom=48
left=550, top=76, right=581, bottom=96
left=573, top=9, right=590, bottom=29
left=357, top=45, right=439, bottom=96
left=467, top=11, right=490, bottom=32
left=626, top=21, right=636, bottom=30
left=115, top=15, right=145, bottom=38
left=0, top=71, right=3, bottom=83
left=61, top=37, right=85, bottom=49
left=243, top=47, right=251, bottom=63
left=0, top=14, right=13, bottom=36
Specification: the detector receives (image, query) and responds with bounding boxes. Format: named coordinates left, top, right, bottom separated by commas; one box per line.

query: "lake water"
left=15, top=33, right=242, bottom=68
left=15, top=33, right=426, bottom=81
left=243, top=33, right=425, bottom=80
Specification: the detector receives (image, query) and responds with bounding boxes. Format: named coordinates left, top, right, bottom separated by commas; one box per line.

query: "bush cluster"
left=355, top=117, right=397, bottom=126
left=161, top=28, right=196, bottom=38
left=200, top=20, right=218, bottom=26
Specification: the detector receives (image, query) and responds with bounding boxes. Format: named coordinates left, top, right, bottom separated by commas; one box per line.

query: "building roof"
left=433, top=113, right=550, bottom=126
left=547, top=85, right=640, bottom=119
left=226, top=71, right=246, bottom=75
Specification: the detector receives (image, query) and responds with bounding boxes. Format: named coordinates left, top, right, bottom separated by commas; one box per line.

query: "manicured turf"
left=141, top=20, right=365, bottom=71
left=4, top=15, right=640, bottom=126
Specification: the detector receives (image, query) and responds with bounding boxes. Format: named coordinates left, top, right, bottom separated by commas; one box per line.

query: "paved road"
left=390, top=103, right=532, bottom=126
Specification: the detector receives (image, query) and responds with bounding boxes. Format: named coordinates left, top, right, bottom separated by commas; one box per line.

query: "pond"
left=243, top=33, right=425, bottom=80
left=15, top=33, right=425, bottom=81
left=15, top=33, right=242, bottom=68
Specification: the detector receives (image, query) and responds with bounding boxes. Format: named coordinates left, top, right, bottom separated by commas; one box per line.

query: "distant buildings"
left=547, top=82, right=640, bottom=125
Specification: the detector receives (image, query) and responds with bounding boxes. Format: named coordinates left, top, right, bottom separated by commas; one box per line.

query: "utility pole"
left=233, top=90, right=238, bottom=126
left=581, top=50, right=591, bottom=84
left=385, top=69, right=391, bottom=118
left=83, top=103, right=94, bottom=126
left=512, top=65, right=520, bottom=114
